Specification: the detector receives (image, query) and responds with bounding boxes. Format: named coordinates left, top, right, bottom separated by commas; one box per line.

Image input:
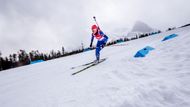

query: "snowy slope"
left=0, top=26, right=190, bottom=107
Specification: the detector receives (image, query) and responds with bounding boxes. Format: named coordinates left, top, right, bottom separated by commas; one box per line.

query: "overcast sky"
left=0, top=0, right=190, bottom=56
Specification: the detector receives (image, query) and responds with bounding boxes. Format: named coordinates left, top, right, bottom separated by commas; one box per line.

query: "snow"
left=0, top=26, right=190, bottom=107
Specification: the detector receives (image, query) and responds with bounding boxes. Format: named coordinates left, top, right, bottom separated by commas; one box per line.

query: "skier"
left=90, top=24, right=108, bottom=62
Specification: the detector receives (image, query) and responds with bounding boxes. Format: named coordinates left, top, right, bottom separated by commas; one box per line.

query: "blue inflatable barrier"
left=83, top=48, right=92, bottom=52
left=134, top=46, right=155, bottom=58
left=116, top=40, right=124, bottom=44
left=30, top=60, right=44, bottom=64
left=162, top=34, right=178, bottom=41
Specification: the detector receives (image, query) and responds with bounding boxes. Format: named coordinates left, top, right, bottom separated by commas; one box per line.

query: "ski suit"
left=90, top=30, right=108, bottom=60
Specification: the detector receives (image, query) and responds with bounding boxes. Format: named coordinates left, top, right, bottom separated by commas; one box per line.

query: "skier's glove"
left=90, top=43, right=93, bottom=48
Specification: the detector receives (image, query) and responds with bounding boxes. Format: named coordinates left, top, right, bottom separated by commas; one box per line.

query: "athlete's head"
left=91, top=25, right=98, bottom=34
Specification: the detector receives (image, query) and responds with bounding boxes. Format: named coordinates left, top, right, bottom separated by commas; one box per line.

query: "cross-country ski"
left=72, top=58, right=107, bottom=75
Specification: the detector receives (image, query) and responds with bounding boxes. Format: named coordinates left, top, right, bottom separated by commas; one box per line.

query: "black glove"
left=90, top=42, right=93, bottom=47
left=101, top=43, right=106, bottom=49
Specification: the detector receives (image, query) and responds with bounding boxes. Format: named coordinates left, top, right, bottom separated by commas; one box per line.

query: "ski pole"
left=93, top=16, right=100, bottom=29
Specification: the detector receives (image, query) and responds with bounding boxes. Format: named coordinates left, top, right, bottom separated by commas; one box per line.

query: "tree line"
left=0, top=47, right=83, bottom=71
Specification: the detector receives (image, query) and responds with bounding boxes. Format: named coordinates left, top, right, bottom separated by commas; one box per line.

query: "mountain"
left=0, top=26, right=190, bottom=107
left=131, top=21, right=155, bottom=33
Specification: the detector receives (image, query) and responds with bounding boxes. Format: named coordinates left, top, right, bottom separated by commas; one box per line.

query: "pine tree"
left=0, top=51, right=2, bottom=71
left=62, top=47, right=65, bottom=55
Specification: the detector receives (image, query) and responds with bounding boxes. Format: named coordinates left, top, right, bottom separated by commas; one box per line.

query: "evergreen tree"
left=0, top=51, right=2, bottom=71
left=62, top=47, right=65, bottom=55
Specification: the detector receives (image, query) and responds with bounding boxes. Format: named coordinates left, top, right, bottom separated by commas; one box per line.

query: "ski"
left=71, top=60, right=96, bottom=69
left=72, top=58, right=107, bottom=75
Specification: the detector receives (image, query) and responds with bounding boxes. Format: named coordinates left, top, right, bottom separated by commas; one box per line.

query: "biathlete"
left=90, top=24, right=108, bottom=62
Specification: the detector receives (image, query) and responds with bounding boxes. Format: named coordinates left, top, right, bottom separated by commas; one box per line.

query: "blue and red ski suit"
left=90, top=30, right=108, bottom=60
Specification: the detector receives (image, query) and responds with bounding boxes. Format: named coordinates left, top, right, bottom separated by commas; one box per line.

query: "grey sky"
left=0, top=0, right=190, bottom=56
